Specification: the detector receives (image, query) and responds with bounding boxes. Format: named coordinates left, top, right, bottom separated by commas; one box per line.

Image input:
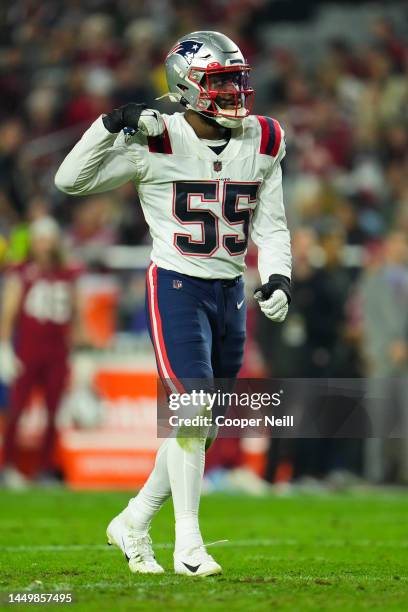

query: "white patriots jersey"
left=55, top=112, right=291, bottom=282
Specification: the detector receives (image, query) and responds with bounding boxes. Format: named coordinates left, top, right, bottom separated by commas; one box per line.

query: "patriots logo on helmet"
left=168, top=40, right=204, bottom=65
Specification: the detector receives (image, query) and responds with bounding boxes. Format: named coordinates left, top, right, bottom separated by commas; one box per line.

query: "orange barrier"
left=60, top=369, right=160, bottom=489
left=79, top=275, right=119, bottom=348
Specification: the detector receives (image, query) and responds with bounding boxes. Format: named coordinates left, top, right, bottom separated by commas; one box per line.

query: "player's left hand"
left=254, top=274, right=291, bottom=322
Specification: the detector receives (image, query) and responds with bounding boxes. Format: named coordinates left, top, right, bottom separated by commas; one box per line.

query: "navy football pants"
left=145, top=263, right=246, bottom=396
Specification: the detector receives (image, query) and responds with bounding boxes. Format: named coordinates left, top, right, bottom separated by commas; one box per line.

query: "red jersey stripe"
left=147, top=124, right=172, bottom=154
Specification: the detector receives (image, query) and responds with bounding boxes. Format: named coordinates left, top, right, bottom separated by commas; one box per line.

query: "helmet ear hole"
left=178, top=84, right=188, bottom=91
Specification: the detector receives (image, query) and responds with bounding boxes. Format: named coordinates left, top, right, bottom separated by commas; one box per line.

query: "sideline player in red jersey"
left=0, top=217, right=82, bottom=488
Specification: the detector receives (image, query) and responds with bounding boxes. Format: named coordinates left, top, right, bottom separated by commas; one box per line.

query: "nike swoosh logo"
left=182, top=562, right=201, bottom=573
left=237, top=299, right=245, bottom=310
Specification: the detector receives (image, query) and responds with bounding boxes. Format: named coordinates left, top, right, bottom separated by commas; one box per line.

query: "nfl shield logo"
left=213, top=161, right=222, bottom=172
left=173, top=279, right=183, bottom=289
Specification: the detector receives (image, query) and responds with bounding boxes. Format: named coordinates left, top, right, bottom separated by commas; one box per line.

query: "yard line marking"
left=2, top=538, right=408, bottom=552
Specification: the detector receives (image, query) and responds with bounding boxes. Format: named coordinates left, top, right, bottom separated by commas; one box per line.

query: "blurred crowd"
left=1, top=1, right=408, bottom=485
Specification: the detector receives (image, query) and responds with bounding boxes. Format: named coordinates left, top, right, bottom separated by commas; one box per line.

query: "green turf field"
left=1, top=490, right=408, bottom=611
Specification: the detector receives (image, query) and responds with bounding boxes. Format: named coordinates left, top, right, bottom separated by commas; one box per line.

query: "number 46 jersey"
left=7, top=261, right=80, bottom=361
left=55, top=112, right=291, bottom=283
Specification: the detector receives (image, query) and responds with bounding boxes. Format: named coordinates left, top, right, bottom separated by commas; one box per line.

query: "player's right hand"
left=102, top=103, right=165, bottom=137
left=138, top=109, right=165, bottom=137
left=0, top=342, right=23, bottom=385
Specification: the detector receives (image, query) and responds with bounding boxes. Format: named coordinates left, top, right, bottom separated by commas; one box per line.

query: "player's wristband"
left=102, top=103, right=147, bottom=134
left=254, top=274, right=291, bottom=304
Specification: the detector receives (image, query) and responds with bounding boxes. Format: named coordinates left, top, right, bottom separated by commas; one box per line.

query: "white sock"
left=167, top=436, right=207, bottom=553
left=126, top=438, right=171, bottom=535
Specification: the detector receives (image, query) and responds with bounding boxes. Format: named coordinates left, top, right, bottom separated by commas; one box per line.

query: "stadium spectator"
left=65, top=195, right=118, bottom=264
left=356, top=231, right=408, bottom=483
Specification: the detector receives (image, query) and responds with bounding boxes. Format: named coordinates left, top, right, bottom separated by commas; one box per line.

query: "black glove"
left=254, top=274, right=291, bottom=304
left=102, top=103, right=147, bottom=134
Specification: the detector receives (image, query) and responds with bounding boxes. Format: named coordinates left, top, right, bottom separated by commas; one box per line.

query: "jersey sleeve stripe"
left=147, top=124, right=173, bottom=154
left=257, top=115, right=282, bottom=158
left=257, top=115, right=270, bottom=155
left=270, top=118, right=282, bottom=157
left=263, top=116, right=276, bottom=156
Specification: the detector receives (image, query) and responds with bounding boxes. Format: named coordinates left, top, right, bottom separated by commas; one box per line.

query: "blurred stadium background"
left=1, top=0, right=408, bottom=492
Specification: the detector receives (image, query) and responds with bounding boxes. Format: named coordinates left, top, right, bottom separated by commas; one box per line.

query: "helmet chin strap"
left=213, top=98, right=247, bottom=125
left=194, top=109, right=242, bottom=130
left=198, top=100, right=245, bottom=128
left=213, top=114, right=244, bottom=128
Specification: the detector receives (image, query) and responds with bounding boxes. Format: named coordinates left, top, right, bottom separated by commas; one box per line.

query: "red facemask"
left=188, top=64, right=254, bottom=120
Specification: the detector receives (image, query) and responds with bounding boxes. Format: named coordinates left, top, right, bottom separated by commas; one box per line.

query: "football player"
left=0, top=217, right=81, bottom=487
left=55, top=31, right=292, bottom=576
